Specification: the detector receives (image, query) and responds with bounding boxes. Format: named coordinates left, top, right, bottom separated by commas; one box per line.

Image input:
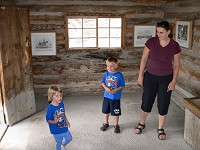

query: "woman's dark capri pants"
left=141, top=71, right=173, bottom=116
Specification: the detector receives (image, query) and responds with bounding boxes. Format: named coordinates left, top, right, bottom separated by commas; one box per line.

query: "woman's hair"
left=48, top=85, right=63, bottom=102
left=157, top=21, right=170, bottom=30
left=157, top=21, right=173, bottom=38
left=106, top=57, right=118, bottom=64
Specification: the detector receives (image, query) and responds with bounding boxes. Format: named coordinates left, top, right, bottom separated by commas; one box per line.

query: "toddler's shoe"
left=61, top=145, right=67, bottom=150
left=100, top=123, right=109, bottom=131
left=114, top=125, right=120, bottom=133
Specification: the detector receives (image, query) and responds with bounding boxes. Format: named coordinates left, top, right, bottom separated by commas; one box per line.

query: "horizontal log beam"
left=16, top=0, right=164, bottom=7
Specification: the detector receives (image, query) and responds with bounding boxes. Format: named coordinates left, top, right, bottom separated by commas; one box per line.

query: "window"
left=67, top=17, right=122, bottom=48
left=98, top=18, right=121, bottom=48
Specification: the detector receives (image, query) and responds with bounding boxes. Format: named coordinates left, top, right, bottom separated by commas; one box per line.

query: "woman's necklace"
left=160, top=38, right=170, bottom=47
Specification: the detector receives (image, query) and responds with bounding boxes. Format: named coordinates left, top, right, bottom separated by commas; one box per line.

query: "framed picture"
left=31, top=32, right=56, bottom=56
left=134, top=25, right=156, bottom=47
left=175, top=21, right=193, bottom=49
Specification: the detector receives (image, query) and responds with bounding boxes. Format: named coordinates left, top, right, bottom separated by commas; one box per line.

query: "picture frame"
left=31, top=32, right=56, bottom=56
left=134, top=25, right=156, bottom=47
left=175, top=21, right=193, bottom=49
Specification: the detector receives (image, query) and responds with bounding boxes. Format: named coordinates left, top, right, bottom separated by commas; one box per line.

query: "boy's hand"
left=109, top=89, right=117, bottom=94
left=105, top=87, right=111, bottom=93
left=54, top=117, right=59, bottom=124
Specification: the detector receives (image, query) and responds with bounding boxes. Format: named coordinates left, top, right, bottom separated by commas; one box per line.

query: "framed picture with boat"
left=31, top=32, right=56, bottom=56
left=134, top=25, right=156, bottom=47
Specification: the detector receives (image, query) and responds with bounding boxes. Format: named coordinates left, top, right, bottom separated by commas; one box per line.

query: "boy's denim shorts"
left=102, top=97, right=121, bottom=116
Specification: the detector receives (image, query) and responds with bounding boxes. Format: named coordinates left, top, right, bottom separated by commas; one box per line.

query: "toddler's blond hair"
left=48, top=85, right=63, bottom=102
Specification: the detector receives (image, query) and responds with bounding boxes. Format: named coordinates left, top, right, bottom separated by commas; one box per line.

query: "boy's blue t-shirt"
left=102, top=71, right=125, bottom=100
left=46, top=102, right=68, bottom=135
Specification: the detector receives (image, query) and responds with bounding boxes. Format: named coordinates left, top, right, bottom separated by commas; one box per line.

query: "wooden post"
left=183, top=97, right=200, bottom=150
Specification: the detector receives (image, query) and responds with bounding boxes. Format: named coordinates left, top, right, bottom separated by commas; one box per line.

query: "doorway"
left=0, top=7, right=36, bottom=139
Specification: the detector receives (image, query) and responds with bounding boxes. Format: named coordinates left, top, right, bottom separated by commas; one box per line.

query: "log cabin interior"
left=0, top=0, right=200, bottom=149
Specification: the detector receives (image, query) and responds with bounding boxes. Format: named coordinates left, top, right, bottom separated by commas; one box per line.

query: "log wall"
left=164, top=1, right=200, bottom=97
left=26, top=0, right=168, bottom=95
left=1, top=0, right=199, bottom=98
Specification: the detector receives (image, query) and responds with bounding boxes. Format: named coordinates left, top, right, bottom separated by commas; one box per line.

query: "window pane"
left=68, top=19, right=82, bottom=28
left=68, top=17, right=122, bottom=48
left=98, top=28, right=109, bottom=37
left=69, top=39, right=82, bottom=48
left=110, top=38, right=121, bottom=47
left=83, top=29, right=96, bottom=37
left=98, top=38, right=109, bottom=47
left=110, top=28, right=121, bottom=37
left=83, top=19, right=96, bottom=28
left=110, top=18, right=121, bottom=27
left=98, top=18, right=109, bottom=27
left=68, top=29, right=82, bottom=38
left=83, top=38, right=96, bottom=47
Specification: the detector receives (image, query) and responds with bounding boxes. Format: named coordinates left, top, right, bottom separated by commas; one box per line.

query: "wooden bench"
left=183, top=97, right=200, bottom=150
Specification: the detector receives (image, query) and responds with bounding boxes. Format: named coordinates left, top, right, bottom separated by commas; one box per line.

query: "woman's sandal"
left=157, top=129, right=166, bottom=140
left=134, top=123, right=145, bottom=134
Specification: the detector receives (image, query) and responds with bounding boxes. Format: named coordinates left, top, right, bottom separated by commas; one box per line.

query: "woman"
left=134, top=21, right=181, bottom=140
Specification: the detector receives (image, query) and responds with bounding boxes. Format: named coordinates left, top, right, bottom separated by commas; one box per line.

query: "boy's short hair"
left=48, top=85, right=63, bottom=102
left=106, top=57, right=118, bottom=64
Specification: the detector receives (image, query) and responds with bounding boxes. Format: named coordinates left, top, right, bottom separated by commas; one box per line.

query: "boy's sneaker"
left=114, top=125, right=120, bottom=133
left=100, top=123, right=109, bottom=131
left=61, top=145, right=67, bottom=150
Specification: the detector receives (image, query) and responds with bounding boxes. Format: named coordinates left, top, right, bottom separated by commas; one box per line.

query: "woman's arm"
left=168, top=52, right=181, bottom=91
left=137, top=46, right=150, bottom=87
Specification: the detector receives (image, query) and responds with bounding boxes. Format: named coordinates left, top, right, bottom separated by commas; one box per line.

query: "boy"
left=46, top=86, right=72, bottom=150
left=100, top=57, right=125, bottom=133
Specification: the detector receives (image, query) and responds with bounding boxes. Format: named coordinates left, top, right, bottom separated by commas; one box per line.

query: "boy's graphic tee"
left=54, top=107, right=67, bottom=128
left=102, top=71, right=125, bottom=100
left=46, top=102, right=68, bottom=134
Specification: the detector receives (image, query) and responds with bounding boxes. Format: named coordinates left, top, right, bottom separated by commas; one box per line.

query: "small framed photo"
left=175, top=21, right=193, bottom=49
left=31, top=32, right=56, bottom=56
left=134, top=25, right=156, bottom=47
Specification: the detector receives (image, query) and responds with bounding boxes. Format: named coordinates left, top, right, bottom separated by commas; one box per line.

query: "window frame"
left=66, top=16, right=124, bottom=50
